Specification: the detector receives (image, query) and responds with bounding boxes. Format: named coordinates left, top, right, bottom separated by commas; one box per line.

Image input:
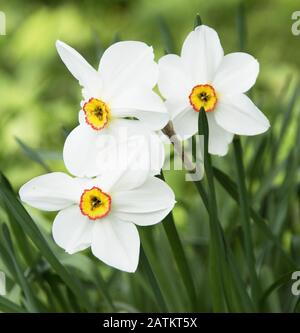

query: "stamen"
left=91, top=196, right=102, bottom=210
left=83, top=98, right=110, bottom=130
left=189, top=84, right=217, bottom=112
left=80, top=187, right=111, bottom=220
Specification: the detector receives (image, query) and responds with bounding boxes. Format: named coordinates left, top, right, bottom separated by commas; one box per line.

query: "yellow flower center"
left=83, top=98, right=110, bottom=130
left=79, top=187, right=111, bottom=220
left=189, top=84, right=217, bottom=112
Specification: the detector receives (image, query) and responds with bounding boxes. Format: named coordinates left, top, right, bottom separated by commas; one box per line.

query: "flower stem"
left=162, top=122, right=196, bottom=172
left=160, top=180, right=198, bottom=311
left=140, top=245, right=168, bottom=312
left=233, top=136, right=261, bottom=307
left=198, top=108, right=227, bottom=311
left=161, top=127, right=198, bottom=310
left=163, top=119, right=226, bottom=311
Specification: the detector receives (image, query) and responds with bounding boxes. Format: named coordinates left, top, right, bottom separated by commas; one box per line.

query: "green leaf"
left=158, top=17, right=176, bottom=54
left=224, top=242, right=255, bottom=312
left=1, top=224, right=39, bottom=312
left=233, top=137, right=261, bottom=307
left=162, top=212, right=197, bottom=310
left=213, top=166, right=297, bottom=269
left=194, top=14, right=202, bottom=28
left=0, top=172, right=93, bottom=312
left=112, top=33, right=121, bottom=44
left=197, top=108, right=255, bottom=312
left=253, top=158, right=287, bottom=204
left=15, top=137, right=51, bottom=172
left=139, top=246, right=168, bottom=312
left=0, top=295, right=27, bottom=313
left=276, top=81, right=300, bottom=157
left=92, top=267, right=116, bottom=311
left=259, top=270, right=296, bottom=307
left=198, top=107, right=226, bottom=311
left=5, top=207, right=36, bottom=268
left=139, top=225, right=187, bottom=311
left=160, top=172, right=197, bottom=310
left=234, top=14, right=263, bottom=308
left=292, top=295, right=300, bottom=313
left=236, top=2, right=246, bottom=51
left=246, top=136, right=268, bottom=187
left=11, top=223, right=36, bottom=268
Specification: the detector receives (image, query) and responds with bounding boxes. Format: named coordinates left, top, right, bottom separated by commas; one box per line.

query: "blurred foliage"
left=0, top=0, right=299, bottom=312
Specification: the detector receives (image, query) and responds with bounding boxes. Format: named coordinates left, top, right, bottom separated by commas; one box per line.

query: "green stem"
left=194, top=180, right=209, bottom=210
left=160, top=172, right=197, bottom=310
left=162, top=210, right=197, bottom=311
left=140, top=246, right=168, bottom=312
left=198, top=108, right=226, bottom=312
left=93, top=268, right=116, bottom=311
left=194, top=177, right=255, bottom=312
left=233, top=136, right=261, bottom=307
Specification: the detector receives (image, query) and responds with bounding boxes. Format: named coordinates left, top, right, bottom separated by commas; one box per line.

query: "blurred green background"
left=0, top=0, right=299, bottom=312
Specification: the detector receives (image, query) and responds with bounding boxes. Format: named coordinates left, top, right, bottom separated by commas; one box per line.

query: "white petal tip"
left=247, top=119, right=271, bottom=136
left=123, top=266, right=138, bottom=273
left=65, top=249, right=75, bottom=255
left=214, top=151, right=228, bottom=157
left=55, top=40, right=64, bottom=49
left=112, top=260, right=138, bottom=273
left=55, top=40, right=73, bottom=56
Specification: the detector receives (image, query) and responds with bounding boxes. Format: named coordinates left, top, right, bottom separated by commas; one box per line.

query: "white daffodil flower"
left=56, top=40, right=169, bottom=177
left=19, top=167, right=175, bottom=273
left=158, top=25, right=270, bottom=156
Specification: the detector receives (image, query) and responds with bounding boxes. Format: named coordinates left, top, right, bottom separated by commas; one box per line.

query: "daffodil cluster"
left=19, top=25, right=270, bottom=273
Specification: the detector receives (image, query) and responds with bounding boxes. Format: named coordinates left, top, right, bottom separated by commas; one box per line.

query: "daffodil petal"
left=215, top=94, right=270, bottom=135
left=181, top=25, right=224, bottom=84
left=115, top=209, right=174, bottom=226
left=172, top=107, right=198, bottom=140
left=132, top=121, right=164, bottom=174
left=113, top=177, right=175, bottom=226
left=93, top=124, right=165, bottom=192
left=63, top=120, right=164, bottom=180
left=206, top=113, right=234, bottom=156
left=113, top=176, right=175, bottom=212
left=111, top=88, right=169, bottom=130
left=19, top=172, right=81, bottom=211
left=158, top=54, right=193, bottom=100
left=56, top=40, right=102, bottom=99
left=78, top=109, right=85, bottom=125
left=99, top=41, right=158, bottom=100
left=91, top=216, right=139, bottom=273
left=213, top=52, right=259, bottom=94
left=52, top=206, right=94, bottom=254
left=171, top=107, right=234, bottom=156
left=63, top=124, right=104, bottom=178
left=164, top=99, right=190, bottom=120
left=93, top=162, right=148, bottom=194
